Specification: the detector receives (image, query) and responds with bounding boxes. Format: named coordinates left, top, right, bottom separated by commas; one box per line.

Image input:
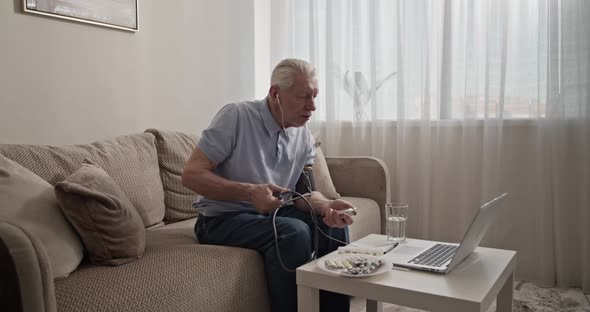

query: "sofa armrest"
left=325, top=157, right=391, bottom=234
left=0, top=222, right=57, bottom=312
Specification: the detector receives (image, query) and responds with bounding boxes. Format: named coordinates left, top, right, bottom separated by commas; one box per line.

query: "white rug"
left=350, top=281, right=590, bottom=312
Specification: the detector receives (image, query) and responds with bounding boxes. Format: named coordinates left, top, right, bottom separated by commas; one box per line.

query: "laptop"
left=390, top=193, right=507, bottom=274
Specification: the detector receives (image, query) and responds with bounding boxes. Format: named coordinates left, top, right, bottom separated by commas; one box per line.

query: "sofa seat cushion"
left=151, top=217, right=196, bottom=231
left=54, top=223, right=270, bottom=312
left=0, top=133, right=165, bottom=227
left=341, top=196, right=382, bottom=242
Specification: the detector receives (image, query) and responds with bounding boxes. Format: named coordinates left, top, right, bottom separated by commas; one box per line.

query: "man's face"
left=277, top=73, right=318, bottom=128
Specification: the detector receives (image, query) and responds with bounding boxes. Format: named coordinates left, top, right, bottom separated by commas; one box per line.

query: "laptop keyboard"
left=409, top=244, right=458, bottom=267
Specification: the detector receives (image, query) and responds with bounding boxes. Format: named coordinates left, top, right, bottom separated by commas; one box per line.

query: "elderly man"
left=182, top=58, right=353, bottom=312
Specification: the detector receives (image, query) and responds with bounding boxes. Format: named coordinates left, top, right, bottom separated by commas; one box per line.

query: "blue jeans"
left=195, top=206, right=350, bottom=312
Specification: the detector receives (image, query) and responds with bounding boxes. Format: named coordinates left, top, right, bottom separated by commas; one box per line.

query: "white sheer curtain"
left=268, top=0, right=589, bottom=291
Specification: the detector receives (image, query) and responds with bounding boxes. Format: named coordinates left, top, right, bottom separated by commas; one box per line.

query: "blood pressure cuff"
left=295, top=165, right=316, bottom=196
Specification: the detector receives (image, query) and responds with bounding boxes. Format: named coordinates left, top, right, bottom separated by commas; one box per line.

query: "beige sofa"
left=0, top=129, right=389, bottom=312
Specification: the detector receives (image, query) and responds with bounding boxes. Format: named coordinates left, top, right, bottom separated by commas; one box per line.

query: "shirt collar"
left=259, top=97, right=284, bottom=136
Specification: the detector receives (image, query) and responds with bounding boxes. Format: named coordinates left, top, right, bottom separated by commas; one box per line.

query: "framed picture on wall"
left=23, top=0, right=138, bottom=32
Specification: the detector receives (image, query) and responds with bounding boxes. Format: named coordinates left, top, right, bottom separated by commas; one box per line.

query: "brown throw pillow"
left=55, top=161, right=145, bottom=266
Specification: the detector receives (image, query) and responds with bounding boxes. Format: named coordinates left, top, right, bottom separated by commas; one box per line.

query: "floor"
left=350, top=281, right=590, bottom=312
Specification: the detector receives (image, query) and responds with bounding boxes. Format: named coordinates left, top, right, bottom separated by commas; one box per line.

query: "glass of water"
left=386, top=203, right=409, bottom=243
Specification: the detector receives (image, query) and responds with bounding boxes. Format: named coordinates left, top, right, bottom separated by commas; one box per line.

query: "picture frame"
left=23, top=0, right=138, bottom=32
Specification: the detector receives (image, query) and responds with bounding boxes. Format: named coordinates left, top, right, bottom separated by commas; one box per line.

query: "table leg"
left=297, top=285, right=320, bottom=312
left=496, top=272, right=514, bottom=312
left=366, top=299, right=383, bottom=312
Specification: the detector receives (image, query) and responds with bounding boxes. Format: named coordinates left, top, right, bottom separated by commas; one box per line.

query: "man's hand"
left=249, top=184, right=289, bottom=214
left=318, top=199, right=354, bottom=228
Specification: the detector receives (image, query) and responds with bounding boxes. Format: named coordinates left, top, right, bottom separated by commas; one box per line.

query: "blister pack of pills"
left=324, top=256, right=384, bottom=276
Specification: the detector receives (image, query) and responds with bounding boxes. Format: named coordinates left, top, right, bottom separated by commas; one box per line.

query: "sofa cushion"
left=144, top=129, right=201, bottom=222
left=0, top=133, right=165, bottom=227
left=55, top=161, right=146, bottom=266
left=54, top=225, right=270, bottom=312
left=313, top=145, right=340, bottom=199
left=341, top=196, right=382, bottom=242
left=309, top=132, right=340, bottom=199
left=151, top=217, right=196, bottom=232
left=0, top=155, right=83, bottom=279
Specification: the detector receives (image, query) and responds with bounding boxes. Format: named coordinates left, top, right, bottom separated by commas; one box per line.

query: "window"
left=286, top=0, right=554, bottom=121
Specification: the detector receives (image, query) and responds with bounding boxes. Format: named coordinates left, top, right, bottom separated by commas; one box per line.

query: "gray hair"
left=270, top=58, right=316, bottom=89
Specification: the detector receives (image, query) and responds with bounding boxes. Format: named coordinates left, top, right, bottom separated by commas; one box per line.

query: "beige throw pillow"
left=313, top=144, right=340, bottom=200
left=55, top=161, right=145, bottom=266
left=0, top=155, right=83, bottom=278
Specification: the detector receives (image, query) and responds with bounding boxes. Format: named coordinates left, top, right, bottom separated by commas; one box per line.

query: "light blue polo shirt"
left=194, top=98, right=316, bottom=217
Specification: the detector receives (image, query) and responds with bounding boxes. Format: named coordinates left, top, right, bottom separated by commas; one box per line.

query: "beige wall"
left=0, top=0, right=255, bottom=145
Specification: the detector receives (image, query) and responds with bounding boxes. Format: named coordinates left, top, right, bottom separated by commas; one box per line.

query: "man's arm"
left=181, top=147, right=288, bottom=214
left=294, top=191, right=353, bottom=228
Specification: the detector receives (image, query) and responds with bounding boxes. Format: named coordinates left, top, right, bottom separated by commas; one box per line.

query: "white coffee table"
left=296, top=234, right=517, bottom=312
